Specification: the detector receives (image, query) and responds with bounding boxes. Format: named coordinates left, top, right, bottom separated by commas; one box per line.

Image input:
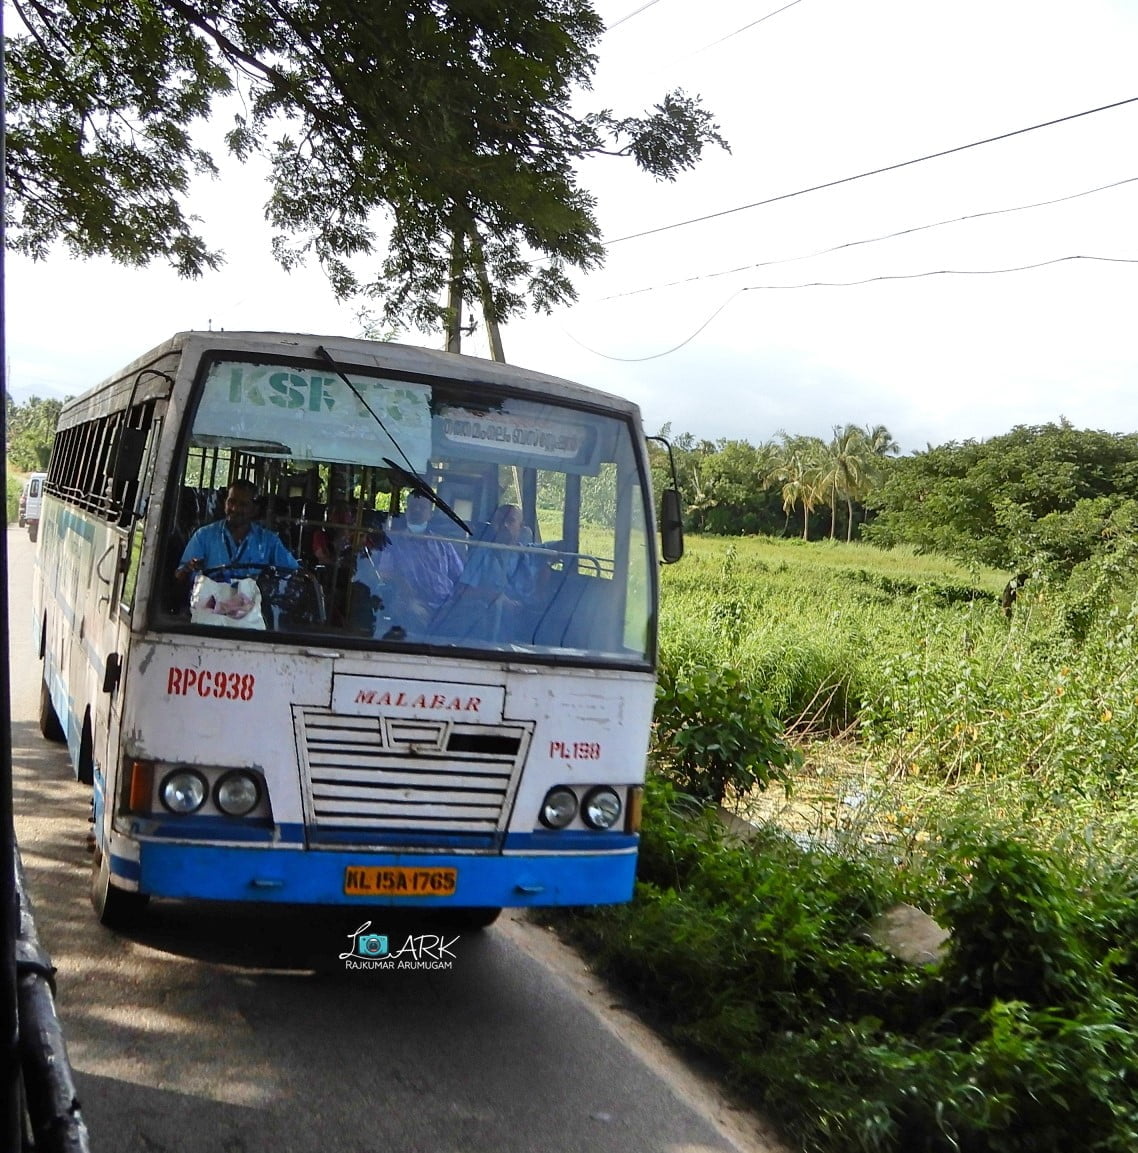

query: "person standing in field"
left=1000, top=573, right=1029, bottom=620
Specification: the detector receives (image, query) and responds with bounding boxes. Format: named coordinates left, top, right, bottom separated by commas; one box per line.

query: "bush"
left=546, top=784, right=1138, bottom=1153
left=653, top=661, right=801, bottom=804
left=7, top=473, right=24, bottom=524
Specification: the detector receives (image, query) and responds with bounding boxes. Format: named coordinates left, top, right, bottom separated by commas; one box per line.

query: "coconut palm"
left=773, top=433, right=825, bottom=540
left=686, top=461, right=718, bottom=532
left=857, top=423, right=902, bottom=534
left=864, top=423, right=900, bottom=461
left=818, top=424, right=871, bottom=541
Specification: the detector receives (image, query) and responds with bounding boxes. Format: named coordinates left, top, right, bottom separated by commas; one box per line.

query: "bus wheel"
left=90, top=849, right=149, bottom=929
left=444, top=907, right=502, bottom=931
left=28, top=523, right=37, bottom=543
left=38, top=680, right=66, bottom=743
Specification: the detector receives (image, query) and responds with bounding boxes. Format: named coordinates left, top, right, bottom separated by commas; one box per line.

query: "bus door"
left=96, top=405, right=164, bottom=796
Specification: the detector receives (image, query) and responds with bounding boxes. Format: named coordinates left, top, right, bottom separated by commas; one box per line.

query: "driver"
left=175, top=478, right=298, bottom=582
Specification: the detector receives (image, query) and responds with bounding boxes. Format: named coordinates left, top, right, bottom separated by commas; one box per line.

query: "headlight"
left=159, top=769, right=208, bottom=814
left=539, top=786, right=578, bottom=829
left=581, top=787, right=622, bottom=830
left=214, top=771, right=261, bottom=817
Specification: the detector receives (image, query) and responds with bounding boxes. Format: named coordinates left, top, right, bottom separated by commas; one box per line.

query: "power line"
left=566, top=255, right=1138, bottom=362
left=604, top=96, right=1138, bottom=246
left=685, top=0, right=805, bottom=58
left=597, top=176, right=1138, bottom=300
left=607, top=0, right=662, bottom=31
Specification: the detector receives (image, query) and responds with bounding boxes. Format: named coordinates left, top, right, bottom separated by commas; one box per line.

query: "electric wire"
left=604, top=96, right=1138, bottom=246
left=685, top=0, right=805, bottom=57
left=597, top=176, right=1138, bottom=300
left=565, top=256, right=1138, bottom=362
left=607, top=0, right=662, bottom=31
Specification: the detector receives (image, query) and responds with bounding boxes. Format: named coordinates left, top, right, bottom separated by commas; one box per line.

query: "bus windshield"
left=156, top=354, right=654, bottom=664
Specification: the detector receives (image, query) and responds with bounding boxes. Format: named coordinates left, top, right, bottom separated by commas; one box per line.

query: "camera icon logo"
left=356, top=933, right=389, bottom=958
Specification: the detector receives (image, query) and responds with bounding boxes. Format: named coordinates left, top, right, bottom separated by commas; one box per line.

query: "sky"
left=4, top=0, right=1137, bottom=458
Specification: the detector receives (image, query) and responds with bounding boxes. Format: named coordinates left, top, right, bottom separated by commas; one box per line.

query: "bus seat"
left=564, top=575, right=619, bottom=650
left=529, top=568, right=592, bottom=647
left=528, top=569, right=619, bottom=651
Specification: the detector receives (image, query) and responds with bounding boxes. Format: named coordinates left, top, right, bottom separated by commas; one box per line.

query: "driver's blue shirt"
left=179, top=520, right=298, bottom=579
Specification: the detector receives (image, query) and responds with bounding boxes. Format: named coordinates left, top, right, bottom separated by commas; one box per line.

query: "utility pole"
left=444, top=230, right=464, bottom=355
left=443, top=225, right=505, bottom=365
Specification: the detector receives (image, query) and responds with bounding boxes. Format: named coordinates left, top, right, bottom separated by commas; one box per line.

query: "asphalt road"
left=6, top=526, right=786, bottom=1153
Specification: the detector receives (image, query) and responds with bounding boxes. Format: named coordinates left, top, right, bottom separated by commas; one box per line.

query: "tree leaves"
left=5, top=0, right=728, bottom=330
left=7, top=0, right=230, bottom=276
left=866, top=422, right=1138, bottom=572
left=5, top=394, right=65, bottom=471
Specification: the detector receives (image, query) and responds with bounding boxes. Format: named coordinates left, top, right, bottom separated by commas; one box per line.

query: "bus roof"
left=62, top=331, right=643, bottom=423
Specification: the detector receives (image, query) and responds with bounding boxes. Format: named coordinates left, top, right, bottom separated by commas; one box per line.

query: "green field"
left=660, top=533, right=1136, bottom=829
left=549, top=533, right=1138, bottom=1153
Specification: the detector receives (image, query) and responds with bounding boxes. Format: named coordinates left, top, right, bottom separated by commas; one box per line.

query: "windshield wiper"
left=313, top=345, right=471, bottom=537
left=382, top=457, right=471, bottom=537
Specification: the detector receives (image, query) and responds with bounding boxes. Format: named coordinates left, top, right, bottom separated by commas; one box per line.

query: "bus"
left=32, top=331, right=683, bottom=929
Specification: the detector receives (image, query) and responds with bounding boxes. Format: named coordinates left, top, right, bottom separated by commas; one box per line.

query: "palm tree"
left=817, top=424, right=871, bottom=541
left=857, top=423, right=901, bottom=534
left=864, top=424, right=900, bottom=461
left=773, top=434, right=825, bottom=540
left=686, top=461, right=718, bottom=532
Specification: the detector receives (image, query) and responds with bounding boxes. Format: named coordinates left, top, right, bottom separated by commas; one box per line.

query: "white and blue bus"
left=32, top=331, right=682, bottom=928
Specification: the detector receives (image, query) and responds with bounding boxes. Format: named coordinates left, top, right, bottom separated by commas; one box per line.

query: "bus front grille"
left=296, top=710, right=532, bottom=847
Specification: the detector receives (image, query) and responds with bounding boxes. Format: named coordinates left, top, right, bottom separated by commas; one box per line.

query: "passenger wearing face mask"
left=435, top=503, right=550, bottom=643
left=363, top=493, right=464, bottom=634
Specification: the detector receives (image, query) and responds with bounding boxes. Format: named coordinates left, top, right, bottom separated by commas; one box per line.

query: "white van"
left=21, top=472, right=47, bottom=542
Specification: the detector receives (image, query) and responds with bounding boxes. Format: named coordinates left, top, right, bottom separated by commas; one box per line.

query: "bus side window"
left=120, top=414, right=163, bottom=614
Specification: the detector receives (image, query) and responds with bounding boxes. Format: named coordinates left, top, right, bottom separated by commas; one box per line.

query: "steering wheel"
left=202, top=562, right=280, bottom=579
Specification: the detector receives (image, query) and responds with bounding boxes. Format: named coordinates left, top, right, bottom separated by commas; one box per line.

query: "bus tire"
left=90, top=849, right=149, bottom=928
left=28, top=522, right=37, bottom=543
left=38, top=680, right=66, bottom=743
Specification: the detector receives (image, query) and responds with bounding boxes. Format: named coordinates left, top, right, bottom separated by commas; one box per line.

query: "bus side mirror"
left=660, top=488, right=684, bottom=564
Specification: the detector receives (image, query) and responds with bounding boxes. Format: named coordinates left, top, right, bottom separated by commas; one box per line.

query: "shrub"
left=546, top=784, right=1138, bottom=1153
left=937, top=831, right=1101, bottom=1008
left=653, top=661, right=801, bottom=804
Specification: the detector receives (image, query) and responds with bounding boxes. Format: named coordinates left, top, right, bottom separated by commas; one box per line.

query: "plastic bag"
left=189, top=575, right=266, bottom=630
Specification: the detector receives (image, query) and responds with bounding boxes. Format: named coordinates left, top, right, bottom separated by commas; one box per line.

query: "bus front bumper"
left=112, top=840, right=639, bottom=908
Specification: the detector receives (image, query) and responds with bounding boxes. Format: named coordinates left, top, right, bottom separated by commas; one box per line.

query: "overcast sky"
left=5, top=0, right=1137, bottom=457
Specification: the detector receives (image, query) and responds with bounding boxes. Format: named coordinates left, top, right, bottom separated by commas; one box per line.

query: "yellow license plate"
left=344, top=866, right=457, bottom=897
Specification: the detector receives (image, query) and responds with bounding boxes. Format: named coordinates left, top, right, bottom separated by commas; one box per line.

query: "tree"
left=6, top=1, right=728, bottom=332
left=698, top=439, right=782, bottom=534
left=866, top=421, right=1138, bottom=571
left=772, top=434, right=825, bottom=540
left=853, top=422, right=900, bottom=537
left=819, top=424, right=869, bottom=542
left=863, top=423, right=900, bottom=461
left=5, top=394, right=64, bottom=471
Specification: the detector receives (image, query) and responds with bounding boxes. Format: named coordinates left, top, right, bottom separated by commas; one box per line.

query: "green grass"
left=544, top=533, right=1138, bottom=1152
left=657, top=535, right=1006, bottom=732
left=677, top=533, right=1006, bottom=589
left=658, top=535, right=1138, bottom=795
